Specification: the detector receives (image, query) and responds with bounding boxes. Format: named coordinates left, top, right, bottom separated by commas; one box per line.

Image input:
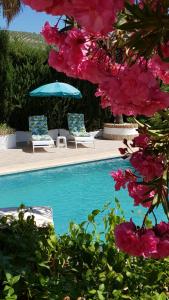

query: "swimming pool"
left=0, top=158, right=164, bottom=233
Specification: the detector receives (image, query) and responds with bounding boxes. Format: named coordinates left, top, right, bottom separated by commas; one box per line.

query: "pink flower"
left=152, top=222, right=169, bottom=258
left=48, top=27, right=91, bottom=79
left=22, top=0, right=132, bottom=34
left=130, top=151, right=164, bottom=182
left=115, top=221, right=169, bottom=259
left=115, top=221, right=159, bottom=257
left=114, top=221, right=142, bottom=256
left=132, top=134, right=150, bottom=149
left=64, top=28, right=87, bottom=70
left=155, top=222, right=169, bottom=236
left=140, top=229, right=159, bottom=257
left=22, top=0, right=54, bottom=11
left=97, top=63, right=169, bottom=116
left=128, top=182, right=154, bottom=208
left=41, top=22, right=65, bottom=46
left=148, top=43, right=169, bottom=84
left=153, top=239, right=169, bottom=259
left=111, top=169, right=136, bottom=191
left=111, top=165, right=157, bottom=208
left=48, top=50, right=69, bottom=76
left=22, top=2, right=169, bottom=117
left=81, top=59, right=111, bottom=84
left=110, top=169, right=128, bottom=190
left=71, top=0, right=125, bottom=34
left=97, top=94, right=111, bottom=109
left=115, top=221, right=159, bottom=258
left=118, top=148, right=128, bottom=155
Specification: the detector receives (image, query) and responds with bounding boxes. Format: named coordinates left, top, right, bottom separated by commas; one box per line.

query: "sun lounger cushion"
left=32, top=134, right=53, bottom=141
left=67, top=113, right=90, bottom=137
left=29, top=115, right=48, bottom=135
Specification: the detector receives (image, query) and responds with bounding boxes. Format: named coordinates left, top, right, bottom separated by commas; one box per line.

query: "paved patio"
left=0, top=138, right=124, bottom=175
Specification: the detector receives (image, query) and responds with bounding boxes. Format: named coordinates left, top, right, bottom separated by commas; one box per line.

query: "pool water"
left=0, top=158, right=164, bottom=234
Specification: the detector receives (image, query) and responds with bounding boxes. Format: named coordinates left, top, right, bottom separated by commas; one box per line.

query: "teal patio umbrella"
left=29, top=82, right=82, bottom=135
left=29, top=82, right=82, bottom=98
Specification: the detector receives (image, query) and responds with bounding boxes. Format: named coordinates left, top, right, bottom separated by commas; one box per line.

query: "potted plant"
left=103, top=115, right=138, bottom=140
left=0, top=124, right=16, bottom=150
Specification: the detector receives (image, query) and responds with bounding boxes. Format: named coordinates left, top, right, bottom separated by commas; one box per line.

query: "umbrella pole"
left=58, top=102, right=61, bottom=137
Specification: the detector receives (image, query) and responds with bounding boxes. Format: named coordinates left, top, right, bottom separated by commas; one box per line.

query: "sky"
left=0, top=5, right=63, bottom=33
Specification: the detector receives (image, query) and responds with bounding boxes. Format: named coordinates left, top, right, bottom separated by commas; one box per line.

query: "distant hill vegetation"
left=9, top=30, right=47, bottom=48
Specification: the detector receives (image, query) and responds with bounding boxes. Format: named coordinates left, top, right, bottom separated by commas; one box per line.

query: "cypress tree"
left=0, top=30, right=12, bottom=122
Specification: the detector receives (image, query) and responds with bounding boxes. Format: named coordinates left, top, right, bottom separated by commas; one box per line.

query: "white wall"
left=0, top=134, right=16, bottom=150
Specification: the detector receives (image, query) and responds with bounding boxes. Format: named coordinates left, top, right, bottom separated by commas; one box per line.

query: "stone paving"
left=0, top=138, right=124, bottom=175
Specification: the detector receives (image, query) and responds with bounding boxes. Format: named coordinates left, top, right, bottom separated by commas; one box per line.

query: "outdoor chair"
left=29, top=115, right=54, bottom=152
left=67, top=113, right=95, bottom=149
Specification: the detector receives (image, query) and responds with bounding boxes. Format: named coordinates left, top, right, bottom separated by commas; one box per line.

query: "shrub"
left=0, top=123, right=15, bottom=135
left=0, top=205, right=169, bottom=299
left=137, top=110, right=169, bottom=131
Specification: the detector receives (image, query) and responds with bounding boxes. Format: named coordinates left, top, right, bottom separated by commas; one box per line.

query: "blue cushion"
left=29, top=115, right=48, bottom=135
left=67, top=113, right=90, bottom=136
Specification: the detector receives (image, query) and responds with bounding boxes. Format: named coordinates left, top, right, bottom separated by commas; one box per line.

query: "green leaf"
left=4, top=285, right=10, bottom=291
left=99, top=284, right=105, bottom=291
left=6, top=273, right=12, bottom=282
left=11, top=275, right=20, bottom=285
left=89, top=289, right=97, bottom=295
left=97, top=290, right=105, bottom=300
left=38, top=262, right=50, bottom=270
left=6, top=287, right=15, bottom=296
left=88, top=214, right=94, bottom=222
left=92, top=209, right=100, bottom=217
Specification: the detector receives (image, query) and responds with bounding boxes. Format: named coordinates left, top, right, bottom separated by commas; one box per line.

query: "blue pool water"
left=0, top=158, right=164, bottom=234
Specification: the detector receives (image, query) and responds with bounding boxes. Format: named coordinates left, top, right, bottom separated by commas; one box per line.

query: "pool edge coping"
left=0, top=154, right=122, bottom=176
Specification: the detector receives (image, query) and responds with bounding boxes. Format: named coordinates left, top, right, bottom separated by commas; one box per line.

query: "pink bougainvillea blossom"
left=44, top=24, right=115, bottom=84
left=128, top=182, right=154, bottom=207
left=114, top=220, right=159, bottom=257
left=149, top=43, right=169, bottom=84
left=41, top=22, right=66, bottom=47
left=97, top=63, right=169, bottom=116
left=21, top=0, right=54, bottom=11
left=41, top=23, right=169, bottom=116
left=130, top=151, right=164, bottom=182
left=110, top=169, right=128, bottom=190
left=115, top=220, right=169, bottom=258
left=114, top=221, right=142, bottom=256
left=118, top=147, right=128, bottom=155
left=22, top=0, right=132, bottom=34
left=111, top=169, right=136, bottom=191
left=111, top=168, right=154, bottom=207
left=132, top=134, right=150, bottom=149
left=153, top=239, right=169, bottom=259
left=152, top=222, right=169, bottom=259
left=140, top=229, right=159, bottom=258
left=68, top=0, right=124, bottom=34
left=46, top=26, right=91, bottom=79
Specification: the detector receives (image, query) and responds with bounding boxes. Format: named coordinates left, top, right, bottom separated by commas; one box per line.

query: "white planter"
left=103, top=123, right=138, bottom=140
left=0, top=133, right=16, bottom=150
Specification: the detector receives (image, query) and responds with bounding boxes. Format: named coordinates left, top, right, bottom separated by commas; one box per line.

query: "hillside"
left=9, top=30, right=47, bottom=48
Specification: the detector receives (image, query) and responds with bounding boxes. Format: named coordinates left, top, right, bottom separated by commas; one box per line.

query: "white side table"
left=56, top=136, right=67, bottom=148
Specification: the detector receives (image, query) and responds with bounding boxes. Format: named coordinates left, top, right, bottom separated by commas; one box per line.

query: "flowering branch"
left=21, top=0, right=169, bottom=258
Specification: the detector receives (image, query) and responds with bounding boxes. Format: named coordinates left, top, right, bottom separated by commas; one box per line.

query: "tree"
left=0, top=30, right=13, bottom=122
left=0, top=0, right=21, bottom=25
